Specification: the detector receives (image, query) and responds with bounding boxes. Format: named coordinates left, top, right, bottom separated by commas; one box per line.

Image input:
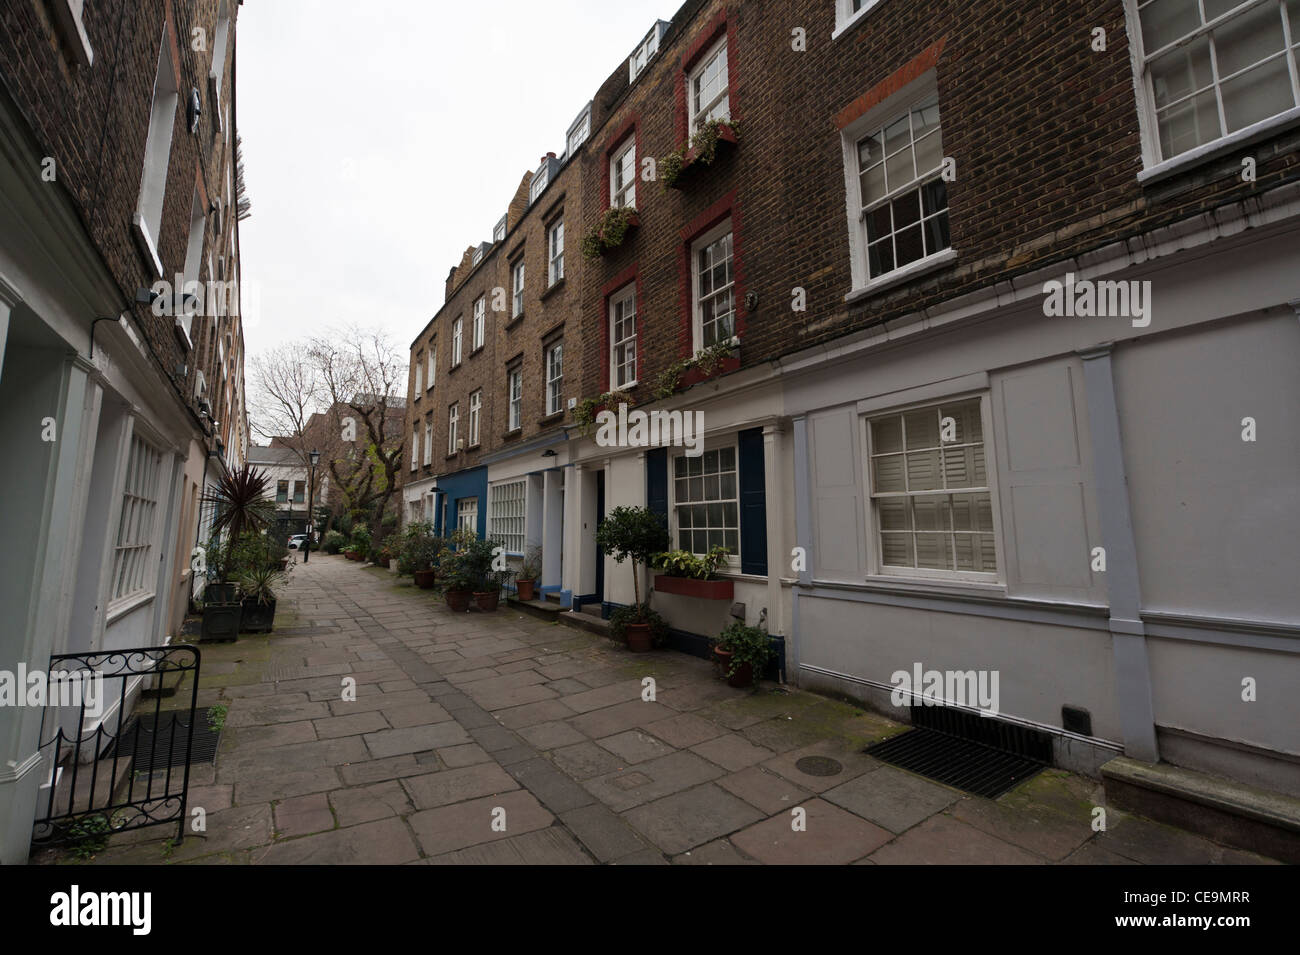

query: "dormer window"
left=629, top=21, right=668, bottom=82
left=567, top=103, right=593, bottom=155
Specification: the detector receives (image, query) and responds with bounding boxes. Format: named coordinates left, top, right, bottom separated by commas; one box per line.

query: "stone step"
left=1101, top=756, right=1300, bottom=863
left=558, top=609, right=610, bottom=638
left=506, top=596, right=565, bottom=623
left=579, top=603, right=602, bottom=618
left=543, top=591, right=563, bottom=604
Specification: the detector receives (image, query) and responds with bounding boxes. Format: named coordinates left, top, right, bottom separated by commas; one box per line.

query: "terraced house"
left=0, top=0, right=249, bottom=863
left=405, top=0, right=1300, bottom=804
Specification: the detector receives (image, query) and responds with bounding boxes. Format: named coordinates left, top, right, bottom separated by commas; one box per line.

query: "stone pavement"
left=47, top=555, right=1281, bottom=865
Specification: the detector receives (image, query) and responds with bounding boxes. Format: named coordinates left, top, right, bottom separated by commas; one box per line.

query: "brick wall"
left=1, top=0, right=246, bottom=447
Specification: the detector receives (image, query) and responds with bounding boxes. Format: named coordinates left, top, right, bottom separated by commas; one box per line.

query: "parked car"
left=287, top=533, right=314, bottom=551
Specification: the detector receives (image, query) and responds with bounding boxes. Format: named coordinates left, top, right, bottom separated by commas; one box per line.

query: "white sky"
left=235, top=0, right=671, bottom=361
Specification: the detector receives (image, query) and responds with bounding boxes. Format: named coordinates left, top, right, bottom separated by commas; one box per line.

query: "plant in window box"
left=660, top=120, right=740, bottom=191
left=652, top=340, right=740, bottom=400
left=594, top=506, right=670, bottom=652
left=574, top=389, right=633, bottom=437
left=515, top=546, right=543, bottom=601
left=652, top=546, right=734, bottom=600
left=711, top=620, right=772, bottom=689
left=580, top=206, right=641, bottom=260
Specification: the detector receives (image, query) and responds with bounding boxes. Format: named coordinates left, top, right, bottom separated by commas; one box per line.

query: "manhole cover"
left=795, top=756, right=843, bottom=777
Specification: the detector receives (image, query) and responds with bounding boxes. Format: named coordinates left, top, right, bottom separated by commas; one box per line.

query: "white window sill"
left=1138, top=107, right=1300, bottom=186
left=845, top=248, right=958, bottom=303
left=831, top=1, right=886, bottom=41
left=131, top=213, right=164, bottom=280
left=105, top=590, right=155, bottom=626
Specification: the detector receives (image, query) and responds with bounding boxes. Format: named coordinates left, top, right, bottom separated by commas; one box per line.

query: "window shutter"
left=646, top=448, right=668, bottom=523
left=738, top=428, right=767, bottom=575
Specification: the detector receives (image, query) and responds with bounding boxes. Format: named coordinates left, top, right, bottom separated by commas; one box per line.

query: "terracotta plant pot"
left=713, top=646, right=753, bottom=687
left=445, top=589, right=472, bottom=612
left=474, top=591, right=500, bottom=612
left=625, top=622, right=653, bottom=653
left=413, top=569, right=437, bottom=589
left=516, top=579, right=536, bottom=601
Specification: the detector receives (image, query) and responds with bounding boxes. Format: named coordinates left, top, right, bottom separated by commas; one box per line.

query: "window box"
left=662, top=121, right=738, bottom=191
left=653, top=340, right=739, bottom=399
left=654, top=574, right=734, bottom=601
left=581, top=208, right=641, bottom=260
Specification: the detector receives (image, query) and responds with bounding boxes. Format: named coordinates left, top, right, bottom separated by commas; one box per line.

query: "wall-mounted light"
left=541, top=449, right=557, bottom=458
left=188, top=88, right=202, bottom=133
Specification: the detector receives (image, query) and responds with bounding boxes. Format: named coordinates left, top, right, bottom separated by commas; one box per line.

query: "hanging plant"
left=581, top=206, right=640, bottom=260
left=660, top=120, right=739, bottom=192
left=651, top=340, right=738, bottom=400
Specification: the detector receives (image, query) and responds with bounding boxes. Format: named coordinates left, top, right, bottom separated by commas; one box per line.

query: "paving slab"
left=598, top=729, right=676, bottom=765
left=624, top=783, right=765, bottom=855
left=427, top=826, right=592, bottom=865
left=690, top=733, right=775, bottom=772
left=558, top=804, right=652, bottom=862
left=867, top=814, right=1045, bottom=865
left=822, top=763, right=961, bottom=834
left=402, top=763, right=520, bottom=810
left=329, top=780, right=414, bottom=827
left=517, top=720, right=589, bottom=751
left=717, top=766, right=812, bottom=815
left=253, top=817, right=419, bottom=865
left=364, top=722, right=472, bottom=758
left=274, top=792, right=334, bottom=839
left=408, top=790, right=554, bottom=856
left=584, top=750, right=725, bottom=812
left=731, top=799, right=893, bottom=865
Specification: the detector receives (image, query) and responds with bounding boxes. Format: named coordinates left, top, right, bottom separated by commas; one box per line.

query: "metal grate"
left=865, top=706, right=1050, bottom=799
left=106, top=711, right=221, bottom=771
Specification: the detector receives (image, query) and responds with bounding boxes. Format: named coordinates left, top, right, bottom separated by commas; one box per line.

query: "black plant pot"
left=200, top=602, right=242, bottom=643
left=239, top=598, right=277, bottom=634
left=206, top=581, right=239, bottom=604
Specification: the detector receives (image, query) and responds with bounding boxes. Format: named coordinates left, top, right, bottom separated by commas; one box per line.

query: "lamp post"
left=304, top=448, right=321, bottom=563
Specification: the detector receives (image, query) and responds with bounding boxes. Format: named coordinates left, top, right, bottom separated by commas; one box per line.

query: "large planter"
left=445, top=588, right=472, bottom=612
left=474, top=591, right=500, bottom=612
left=654, top=574, right=734, bottom=601
left=240, top=598, right=276, bottom=634
left=205, top=582, right=238, bottom=603
left=516, top=579, right=537, bottom=601
left=713, top=646, right=753, bottom=688
left=200, top=602, right=241, bottom=643
left=625, top=622, right=653, bottom=653
left=413, top=569, right=437, bottom=589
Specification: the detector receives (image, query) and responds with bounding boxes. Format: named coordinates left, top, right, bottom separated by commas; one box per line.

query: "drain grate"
left=105, top=711, right=221, bottom=771
left=865, top=706, right=1051, bottom=799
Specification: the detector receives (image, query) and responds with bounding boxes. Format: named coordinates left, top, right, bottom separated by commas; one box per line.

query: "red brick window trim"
left=675, top=9, right=738, bottom=145
left=601, top=265, right=641, bottom=393
left=678, top=191, right=745, bottom=362
left=602, top=114, right=640, bottom=212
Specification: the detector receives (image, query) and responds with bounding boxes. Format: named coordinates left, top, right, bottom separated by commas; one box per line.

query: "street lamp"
left=304, top=448, right=321, bottom=563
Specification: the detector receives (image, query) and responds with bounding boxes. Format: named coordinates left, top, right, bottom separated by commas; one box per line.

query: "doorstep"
left=506, top=596, right=566, bottom=623
left=558, top=610, right=610, bottom=638
left=1101, top=756, right=1300, bottom=864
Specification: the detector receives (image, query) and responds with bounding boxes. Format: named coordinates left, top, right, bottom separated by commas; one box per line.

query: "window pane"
left=1150, top=36, right=1215, bottom=108
left=1220, top=56, right=1295, bottom=132
left=878, top=498, right=909, bottom=531
left=859, top=161, right=886, bottom=205
left=894, top=223, right=925, bottom=268
left=719, top=473, right=736, bottom=499
left=1157, top=88, right=1221, bottom=159
left=912, top=497, right=951, bottom=531
left=925, top=211, right=951, bottom=255
left=883, top=114, right=911, bottom=155
left=915, top=532, right=951, bottom=569
left=1213, top=1, right=1285, bottom=77
left=906, top=449, right=943, bottom=490
left=893, top=190, right=921, bottom=228
left=914, top=129, right=943, bottom=178
left=872, top=416, right=904, bottom=454
left=904, top=409, right=940, bottom=448
left=880, top=532, right=914, bottom=567
left=885, top=148, right=914, bottom=190
left=872, top=453, right=906, bottom=493
left=1140, top=0, right=1200, bottom=51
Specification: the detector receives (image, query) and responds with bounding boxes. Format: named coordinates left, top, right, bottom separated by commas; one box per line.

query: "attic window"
left=493, top=216, right=507, bottom=243
left=567, top=103, right=593, bottom=155
left=472, top=247, right=484, bottom=265
left=629, top=21, right=667, bottom=82
left=529, top=159, right=553, bottom=204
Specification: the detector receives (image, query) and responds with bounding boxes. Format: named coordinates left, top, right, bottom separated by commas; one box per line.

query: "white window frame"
left=529, top=162, right=550, bottom=204
left=110, top=432, right=164, bottom=606
left=473, top=296, right=486, bottom=350
left=567, top=104, right=592, bottom=155
left=414, top=359, right=422, bottom=395
left=546, top=342, right=563, bottom=416
left=448, top=403, right=459, bottom=455
left=423, top=420, right=433, bottom=466
left=548, top=218, right=565, bottom=287
left=494, top=216, right=507, bottom=243
left=609, top=284, right=638, bottom=389
left=691, top=219, right=738, bottom=353
left=411, top=428, right=419, bottom=471
left=51, top=0, right=94, bottom=66
left=512, top=260, right=526, bottom=318
left=469, top=390, right=482, bottom=447
left=688, top=36, right=730, bottom=136
left=610, top=138, right=637, bottom=209
left=629, top=22, right=666, bottom=82
left=862, top=393, right=1003, bottom=584
left=508, top=367, right=523, bottom=431
left=177, top=187, right=207, bottom=347
left=457, top=497, right=479, bottom=534
left=669, top=443, right=741, bottom=566
left=1124, top=0, right=1300, bottom=179
left=489, top=480, right=527, bottom=555
left=452, top=317, right=463, bottom=366
left=210, top=0, right=231, bottom=95
left=133, top=30, right=180, bottom=279
left=840, top=75, right=955, bottom=298
left=832, top=0, right=885, bottom=40
left=427, top=345, right=436, bottom=389
left=472, top=246, right=484, bottom=266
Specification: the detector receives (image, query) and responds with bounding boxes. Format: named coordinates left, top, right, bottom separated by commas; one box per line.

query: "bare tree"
left=308, top=327, right=406, bottom=540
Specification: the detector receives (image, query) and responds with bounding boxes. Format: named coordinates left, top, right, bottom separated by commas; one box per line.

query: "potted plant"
left=238, top=557, right=287, bottom=633
left=402, top=522, right=441, bottom=589
left=439, top=529, right=478, bottom=612
left=200, top=463, right=276, bottom=591
left=653, top=545, right=734, bottom=600
left=515, top=546, right=542, bottom=601
left=323, top=530, right=347, bottom=554
left=608, top=603, right=669, bottom=652
left=594, top=505, right=670, bottom=652
left=349, top=525, right=372, bottom=562
left=462, top=535, right=505, bottom=612
left=711, top=621, right=773, bottom=688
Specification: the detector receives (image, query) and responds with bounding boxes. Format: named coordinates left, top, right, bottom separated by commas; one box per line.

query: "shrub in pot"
left=438, top=529, right=479, bottom=611
left=238, top=560, right=287, bottom=633
left=594, top=506, right=670, bottom=652
left=460, top=534, right=505, bottom=611
left=515, top=547, right=542, bottom=601
left=401, top=521, right=442, bottom=588
left=711, top=621, right=773, bottom=688
left=608, top=603, right=669, bottom=653
left=322, top=530, right=347, bottom=555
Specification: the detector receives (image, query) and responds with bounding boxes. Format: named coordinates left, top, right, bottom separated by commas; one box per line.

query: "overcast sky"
left=235, top=1, right=670, bottom=367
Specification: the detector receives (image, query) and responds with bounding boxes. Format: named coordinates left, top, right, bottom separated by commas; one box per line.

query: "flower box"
left=667, top=123, right=739, bottom=190
left=654, top=574, right=734, bottom=600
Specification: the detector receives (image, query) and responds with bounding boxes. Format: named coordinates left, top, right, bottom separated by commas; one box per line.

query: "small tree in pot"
left=401, top=521, right=441, bottom=588
left=594, top=506, right=670, bottom=652
left=438, top=529, right=478, bottom=611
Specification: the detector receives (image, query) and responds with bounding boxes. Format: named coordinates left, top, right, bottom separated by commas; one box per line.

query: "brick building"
left=0, top=0, right=250, bottom=862
left=406, top=0, right=1300, bottom=796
